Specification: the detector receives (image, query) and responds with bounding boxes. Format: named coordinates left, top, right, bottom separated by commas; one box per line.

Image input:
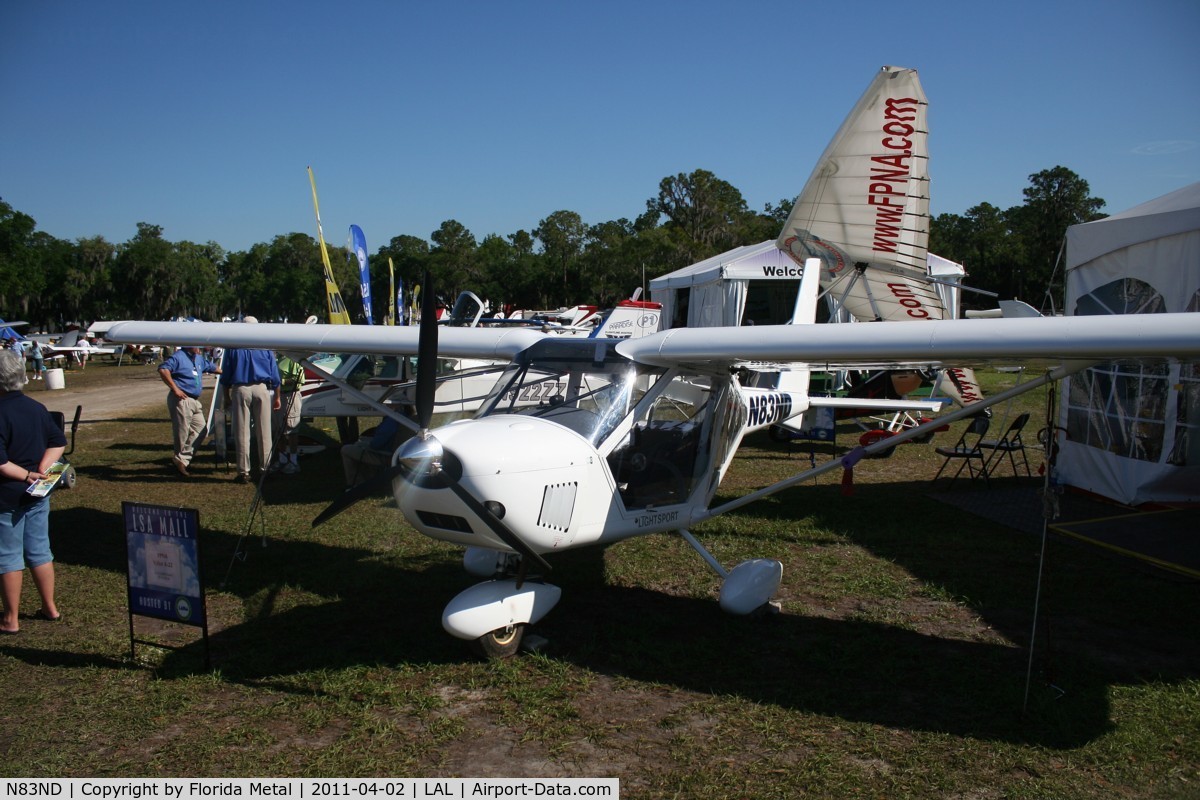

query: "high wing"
left=105, top=321, right=546, bottom=363
left=618, top=314, right=1200, bottom=372
left=108, top=314, right=1200, bottom=375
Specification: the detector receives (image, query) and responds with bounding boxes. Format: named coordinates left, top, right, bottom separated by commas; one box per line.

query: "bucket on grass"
left=45, top=368, right=65, bottom=390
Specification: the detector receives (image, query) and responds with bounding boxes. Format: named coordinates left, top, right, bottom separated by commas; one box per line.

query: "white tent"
left=649, top=240, right=967, bottom=329
left=1057, top=182, right=1200, bottom=504
left=649, top=241, right=801, bottom=329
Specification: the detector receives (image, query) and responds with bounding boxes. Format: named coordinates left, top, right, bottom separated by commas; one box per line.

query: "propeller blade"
left=311, top=464, right=405, bottom=528
left=415, top=269, right=438, bottom=430
left=442, top=463, right=552, bottom=573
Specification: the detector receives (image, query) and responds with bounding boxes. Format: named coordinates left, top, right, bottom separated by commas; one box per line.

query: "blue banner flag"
left=397, top=276, right=406, bottom=325
left=350, top=224, right=374, bottom=325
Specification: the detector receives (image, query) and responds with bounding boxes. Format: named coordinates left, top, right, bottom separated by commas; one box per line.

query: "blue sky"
left=2, top=1, right=1197, bottom=255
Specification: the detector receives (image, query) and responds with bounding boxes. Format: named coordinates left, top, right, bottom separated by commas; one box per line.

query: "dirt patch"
left=35, top=370, right=214, bottom=423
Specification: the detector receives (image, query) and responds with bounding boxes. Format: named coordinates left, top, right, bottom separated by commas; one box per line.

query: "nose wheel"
left=473, top=623, right=526, bottom=659
left=442, top=578, right=562, bottom=658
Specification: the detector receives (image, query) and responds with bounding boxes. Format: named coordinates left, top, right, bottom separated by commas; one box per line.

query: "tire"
left=859, top=429, right=896, bottom=458
left=473, top=623, right=526, bottom=659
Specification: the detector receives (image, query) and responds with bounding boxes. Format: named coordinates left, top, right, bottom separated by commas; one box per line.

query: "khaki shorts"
left=274, top=391, right=302, bottom=435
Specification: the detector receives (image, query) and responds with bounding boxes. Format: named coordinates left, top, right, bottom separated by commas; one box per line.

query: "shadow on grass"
left=38, top=434, right=1196, bottom=752
left=718, top=478, right=1200, bottom=681
left=39, top=502, right=1114, bottom=748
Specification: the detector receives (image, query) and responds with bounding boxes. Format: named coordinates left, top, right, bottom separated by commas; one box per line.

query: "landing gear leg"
left=677, top=528, right=783, bottom=615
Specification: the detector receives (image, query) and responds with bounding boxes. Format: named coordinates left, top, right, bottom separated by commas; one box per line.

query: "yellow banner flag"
left=307, top=166, right=352, bottom=325
left=388, top=257, right=396, bottom=326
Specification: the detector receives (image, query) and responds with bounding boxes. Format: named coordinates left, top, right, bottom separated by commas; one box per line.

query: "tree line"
left=0, top=166, right=1104, bottom=330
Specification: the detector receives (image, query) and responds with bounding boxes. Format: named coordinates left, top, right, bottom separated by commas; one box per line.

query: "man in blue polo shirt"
left=218, top=317, right=281, bottom=483
left=159, top=346, right=222, bottom=477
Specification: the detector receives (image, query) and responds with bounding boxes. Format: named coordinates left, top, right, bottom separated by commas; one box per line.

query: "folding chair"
left=979, top=411, right=1032, bottom=479
left=933, top=415, right=991, bottom=486
left=45, top=404, right=82, bottom=490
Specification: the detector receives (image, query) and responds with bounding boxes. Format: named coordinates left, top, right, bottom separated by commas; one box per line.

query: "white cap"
left=243, top=315, right=259, bottom=324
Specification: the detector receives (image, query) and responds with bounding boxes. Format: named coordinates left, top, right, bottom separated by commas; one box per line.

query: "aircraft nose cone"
left=396, top=433, right=461, bottom=487
left=398, top=433, right=443, bottom=465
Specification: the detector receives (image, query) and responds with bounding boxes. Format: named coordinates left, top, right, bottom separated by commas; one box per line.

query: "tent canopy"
left=1066, top=182, right=1200, bottom=271
left=649, top=241, right=967, bottom=329
left=1058, top=182, right=1200, bottom=505
left=649, top=241, right=799, bottom=289
left=649, top=241, right=801, bottom=328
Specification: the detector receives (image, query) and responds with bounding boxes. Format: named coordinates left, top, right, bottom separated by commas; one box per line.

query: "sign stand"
left=123, top=501, right=210, bottom=669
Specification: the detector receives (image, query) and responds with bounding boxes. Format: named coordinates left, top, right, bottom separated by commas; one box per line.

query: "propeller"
left=312, top=271, right=551, bottom=574
left=311, top=461, right=404, bottom=527
left=415, top=269, right=438, bottom=430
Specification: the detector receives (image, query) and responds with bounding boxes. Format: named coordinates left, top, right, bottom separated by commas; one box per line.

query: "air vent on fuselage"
left=416, top=510, right=473, bottom=534
left=537, top=482, right=577, bottom=531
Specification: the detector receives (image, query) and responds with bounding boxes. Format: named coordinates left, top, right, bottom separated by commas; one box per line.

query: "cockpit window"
left=476, top=339, right=659, bottom=445
left=446, top=292, right=486, bottom=327
left=606, top=374, right=717, bottom=509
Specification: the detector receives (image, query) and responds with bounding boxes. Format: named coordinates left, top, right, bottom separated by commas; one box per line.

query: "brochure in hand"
left=26, top=461, right=68, bottom=498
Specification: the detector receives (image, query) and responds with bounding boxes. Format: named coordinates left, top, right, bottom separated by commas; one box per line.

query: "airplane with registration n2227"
left=106, top=261, right=1200, bottom=657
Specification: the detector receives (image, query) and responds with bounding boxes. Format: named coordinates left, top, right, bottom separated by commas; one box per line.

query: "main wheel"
left=473, top=623, right=526, bottom=659
left=913, top=418, right=936, bottom=444
left=859, top=429, right=896, bottom=458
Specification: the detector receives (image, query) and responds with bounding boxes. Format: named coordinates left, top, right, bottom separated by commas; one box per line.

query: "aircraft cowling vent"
left=416, top=510, right=473, bottom=534
left=537, top=482, right=577, bottom=532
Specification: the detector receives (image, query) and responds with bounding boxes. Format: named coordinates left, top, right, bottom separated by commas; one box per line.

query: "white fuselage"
left=388, top=338, right=806, bottom=557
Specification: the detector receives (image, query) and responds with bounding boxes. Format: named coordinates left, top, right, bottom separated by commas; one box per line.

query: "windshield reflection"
left=477, top=339, right=659, bottom=445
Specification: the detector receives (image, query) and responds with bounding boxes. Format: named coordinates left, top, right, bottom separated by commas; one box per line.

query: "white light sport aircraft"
left=107, top=264, right=1200, bottom=656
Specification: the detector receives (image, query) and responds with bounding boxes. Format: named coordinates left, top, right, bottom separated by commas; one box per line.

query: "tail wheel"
left=473, top=623, right=526, bottom=659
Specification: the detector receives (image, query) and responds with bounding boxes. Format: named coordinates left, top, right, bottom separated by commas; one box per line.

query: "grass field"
left=1, top=364, right=1197, bottom=797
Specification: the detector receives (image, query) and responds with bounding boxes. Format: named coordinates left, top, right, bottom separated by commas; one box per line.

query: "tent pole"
left=1023, top=379, right=1064, bottom=715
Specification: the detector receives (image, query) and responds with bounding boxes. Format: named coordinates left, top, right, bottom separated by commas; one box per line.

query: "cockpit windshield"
left=446, top=291, right=486, bottom=327
left=476, top=338, right=661, bottom=445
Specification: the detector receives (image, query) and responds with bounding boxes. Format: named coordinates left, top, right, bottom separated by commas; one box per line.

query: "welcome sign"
left=123, top=501, right=205, bottom=626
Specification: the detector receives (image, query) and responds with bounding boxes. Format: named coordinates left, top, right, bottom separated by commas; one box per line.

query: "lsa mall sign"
left=123, top=501, right=206, bottom=626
